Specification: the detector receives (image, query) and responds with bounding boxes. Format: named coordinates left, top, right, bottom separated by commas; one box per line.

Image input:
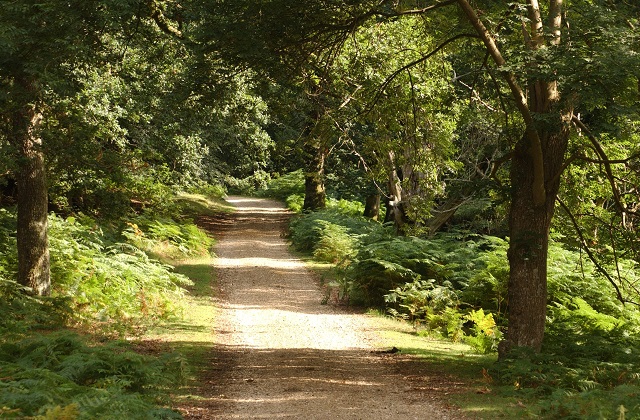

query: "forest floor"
left=175, top=196, right=473, bottom=419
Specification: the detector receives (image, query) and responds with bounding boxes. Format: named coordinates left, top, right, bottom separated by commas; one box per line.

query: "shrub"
left=312, top=221, right=359, bottom=264
left=125, top=216, right=213, bottom=258
left=289, top=209, right=384, bottom=254
left=326, top=198, right=365, bottom=217
left=463, top=308, right=503, bottom=354
left=226, top=170, right=271, bottom=195
left=285, top=194, right=304, bottom=213
left=348, top=237, right=449, bottom=306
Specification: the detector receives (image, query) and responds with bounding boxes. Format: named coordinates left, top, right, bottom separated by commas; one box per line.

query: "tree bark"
left=458, top=0, right=571, bottom=355
left=384, top=151, right=407, bottom=229
left=363, top=194, right=380, bottom=220
left=502, top=126, right=568, bottom=355
left=12, top=80, right=51, bottom=296
left=303, top=141, right=326, bottom=211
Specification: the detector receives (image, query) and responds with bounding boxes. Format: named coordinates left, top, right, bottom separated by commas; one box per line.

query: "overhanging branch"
left=366, top=33, right=478, bottom=113
left=571, top=115, right=626, bottom=215
left=457, top=0, right=546, bottom=206
left=558, top=198, right=627, bottom=304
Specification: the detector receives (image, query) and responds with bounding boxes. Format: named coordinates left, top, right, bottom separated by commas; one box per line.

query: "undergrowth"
left=0, top=187, right=225, bottom=418
left=256, top=170, right=305, bottom=204
left=287, top=201, right=640, bottom=418
left=0, top=331, right=183, bottom=419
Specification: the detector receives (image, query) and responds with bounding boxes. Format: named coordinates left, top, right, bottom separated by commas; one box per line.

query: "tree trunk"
left=427, top=198, right=465, bottom=236
left=303, top=142, right=326, bottom=211
left=384, top=151, right=407, bottom=229
left=458, top=0, right=570, bottom=356
left=501, top=127, right=568, bottom=355
left=12, top=82, right=51, bottom=296
left=363, top=194, right=380, bottom=220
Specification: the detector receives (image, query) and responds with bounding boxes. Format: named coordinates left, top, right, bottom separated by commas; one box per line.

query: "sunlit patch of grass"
left=361, top=312, right=535, bottom=419
left=145, top=256, right=217, bottom=345
left=175, top=192, right=235, bottom=217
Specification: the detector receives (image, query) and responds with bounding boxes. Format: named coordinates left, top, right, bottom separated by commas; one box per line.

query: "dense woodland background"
left=1, top=0, right=640, bottom=418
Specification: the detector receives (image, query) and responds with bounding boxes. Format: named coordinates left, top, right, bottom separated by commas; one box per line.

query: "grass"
left=358, top=311, right=541, bottom=418
left=140, top=255, right=220, bottom=411
left=174, top=192, right=235, bottom=217
left=138, top=193, right=227, bottom=408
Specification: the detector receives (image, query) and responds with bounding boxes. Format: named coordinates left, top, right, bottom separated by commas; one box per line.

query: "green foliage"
left=285, top=194, right=305, bottom=213
left=225, top=170, right=271, bottom=195
left=463, top=309, right=502, bottom=354
left=385, top=280, right=501, bottom=351
left=124, top=217, right=213, bottom=259
left=326, top=198, right=365, bottom=217
left=48, top=215, right=193, bottom=330
left=0, top=279, right=72, bottom=338
left=0, top=207, right=196, bottom=333
left=312, top=221, right=359, bottom=264
left=349, top=236, right=458, bottom=306
left=0, top=331, right=182, bottom=419
left=496, top=304, right=640, bottom=418
left=0, top=191, right=223, bottom=418
left=289, top=207, right=387, bottom=255
left=257, top=170, right=305, bottom=201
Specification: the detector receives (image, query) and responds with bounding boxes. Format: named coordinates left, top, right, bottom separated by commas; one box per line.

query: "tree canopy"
left=1, top=0, right=640, bottom=364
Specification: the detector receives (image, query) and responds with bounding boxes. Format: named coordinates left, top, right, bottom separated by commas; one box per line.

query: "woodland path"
left=183, top=196, right=467, bottom=419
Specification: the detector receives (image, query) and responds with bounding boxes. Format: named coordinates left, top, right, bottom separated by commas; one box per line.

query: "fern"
left=0, top=332, right=182, bottom=418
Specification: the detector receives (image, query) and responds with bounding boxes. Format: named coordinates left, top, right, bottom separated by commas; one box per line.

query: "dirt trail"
left=186, top=196, right=465, bottom=419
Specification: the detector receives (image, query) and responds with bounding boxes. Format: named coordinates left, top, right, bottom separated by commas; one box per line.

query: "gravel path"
left=186, top=196, right=465, bottom=419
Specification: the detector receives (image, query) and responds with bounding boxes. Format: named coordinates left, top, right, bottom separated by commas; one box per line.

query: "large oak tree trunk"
left=12, top=82, right=51, bottom=296
left=458, top=0, right=569, bottom=356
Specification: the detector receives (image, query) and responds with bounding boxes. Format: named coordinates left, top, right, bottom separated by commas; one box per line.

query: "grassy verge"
left=360, top=312, right=534, bottom=418
left=139, top=193, right=232, bottom=409
left=142, top=255, right=219, bottom=405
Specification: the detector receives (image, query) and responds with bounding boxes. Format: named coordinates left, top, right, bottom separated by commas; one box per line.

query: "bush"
left=226, top=170, right=271, bottom=195
left=312, top=221, right=359, bottom=264
left=125, top=216, right=213, bottom=258
left=285, top=194, right=304, bottom=213
left=326, top=198, right=365, bottom=217
left=348, top=237, right=450, bottom=306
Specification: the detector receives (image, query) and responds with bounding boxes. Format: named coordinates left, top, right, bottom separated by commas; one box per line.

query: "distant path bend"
left=191, top=196, right=463, bottom=420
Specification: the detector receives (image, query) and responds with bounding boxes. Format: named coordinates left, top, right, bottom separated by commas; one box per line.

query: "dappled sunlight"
left=202, top=196, right=461, bottom=419
left=235, top=206, right=289, bottom=213
left=223, top=307, right=371, bottom=350
left=297, top=377, right=382, bottom=387
left=216, top=257, right=306, bottom=269
left=224, top=240, right=287, bottom=248
left=229, top=395, right=318, bottom=404
left=226, top=197, right=288, bottom=214
left=196, top=345, right=444, bottom=419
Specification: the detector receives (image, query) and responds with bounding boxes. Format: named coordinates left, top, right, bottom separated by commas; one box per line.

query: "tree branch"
left=147, top=0, right=182, bottom=38
left=558, top=198, right=626, bottom=304
left=366, top=33, right=478, bottom=113
left=372, top=0, right=458, bottom=17
left=571, top=115, right=626, bottom=215
left=457, top=0, right=546, bottom=206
